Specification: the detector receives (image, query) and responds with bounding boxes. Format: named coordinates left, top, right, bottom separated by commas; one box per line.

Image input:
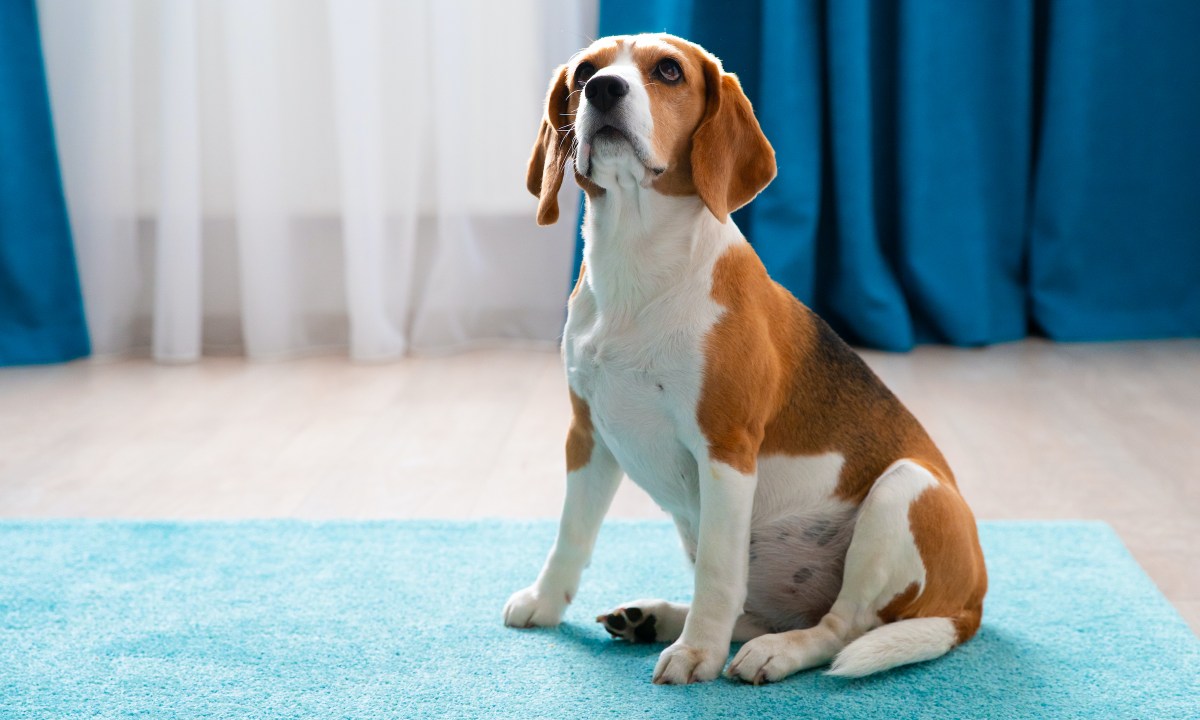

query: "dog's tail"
left=826, top=612, right=976, bottom=678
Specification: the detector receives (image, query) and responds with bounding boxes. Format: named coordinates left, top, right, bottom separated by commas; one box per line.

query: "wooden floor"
left=1, top=340, right=1196, bottom=634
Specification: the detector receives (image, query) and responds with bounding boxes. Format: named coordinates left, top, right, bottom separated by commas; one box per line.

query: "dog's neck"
left=580, top=154, right=738, bottom=321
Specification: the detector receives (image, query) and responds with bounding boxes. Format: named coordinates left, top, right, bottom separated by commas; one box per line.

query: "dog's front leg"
left=653, top=459, right=756, bottom=684
left=503, top=433, right=621, bottom=629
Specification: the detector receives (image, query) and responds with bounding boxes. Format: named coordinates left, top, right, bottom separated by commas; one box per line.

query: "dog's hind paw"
left=596, top=599, right=687, bottom=643
left=597, top=606, right=658, bottom=642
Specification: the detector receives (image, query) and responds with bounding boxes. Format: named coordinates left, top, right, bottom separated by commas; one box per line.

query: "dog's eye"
left=655, top=58, right=683, bottom=83
left=574, top=62, right=597, bottom=89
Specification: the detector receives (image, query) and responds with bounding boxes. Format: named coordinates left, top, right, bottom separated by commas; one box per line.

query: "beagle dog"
left=503, top=34, right=987, bottom=685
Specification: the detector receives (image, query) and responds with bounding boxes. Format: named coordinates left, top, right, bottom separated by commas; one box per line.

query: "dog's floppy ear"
left=690, top=59, right=776, bottom=223
left=527, top=64, right=573, bottom=226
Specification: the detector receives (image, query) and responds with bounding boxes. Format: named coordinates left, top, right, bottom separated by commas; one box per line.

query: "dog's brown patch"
left=626, top=38, right=709, bottom=197
left=526, top=64, right=572, bottom=225
left=643, top=36, right=776, bottom=220
left=875, top=484, right=986, bottom=643
left=903, top=484, right=987, bottom=643
left=566, top=390, right=595, bottom=473
left=877, top=582, right=921, bottom=625
left=697, top=243, right=952, bottom=502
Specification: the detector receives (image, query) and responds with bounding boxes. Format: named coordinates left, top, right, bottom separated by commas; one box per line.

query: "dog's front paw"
left=652, top=640, right=728, bottom=685
left=502, top=585, right=569, bottom=628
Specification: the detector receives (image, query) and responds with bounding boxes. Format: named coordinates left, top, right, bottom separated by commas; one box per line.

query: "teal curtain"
left=596, top=0, right=1200, bottom=349
left=0, top=0, right=89, bottom=365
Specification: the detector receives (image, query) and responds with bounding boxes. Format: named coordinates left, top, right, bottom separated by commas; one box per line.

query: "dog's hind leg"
left=727, top=460, right=984, bottom=684
left=597, top=601, right=768, bottom=643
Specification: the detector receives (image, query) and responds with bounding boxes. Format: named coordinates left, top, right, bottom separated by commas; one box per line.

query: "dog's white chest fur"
left=570, top=335, right=699, bottom=517
left=564, top=188, right=727, bottom=526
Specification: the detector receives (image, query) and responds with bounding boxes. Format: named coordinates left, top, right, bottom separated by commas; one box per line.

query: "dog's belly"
left=743, top=510, right=856, bottom=631
left=655, top=453, right=859, bottom=632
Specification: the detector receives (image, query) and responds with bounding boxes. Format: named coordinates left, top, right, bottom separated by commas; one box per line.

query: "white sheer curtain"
left=37, top=0, right=593, bottom=361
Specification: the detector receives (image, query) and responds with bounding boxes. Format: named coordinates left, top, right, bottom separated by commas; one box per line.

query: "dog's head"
left=527, top=34, right=776, bottom=225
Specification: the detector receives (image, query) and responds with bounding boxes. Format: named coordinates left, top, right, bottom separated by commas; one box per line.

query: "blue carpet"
left=0, top=521, right=1196, bottom=719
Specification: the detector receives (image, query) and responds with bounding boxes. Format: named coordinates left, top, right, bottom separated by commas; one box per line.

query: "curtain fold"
left=37, top=0, right=593, bottom=362
left=326, top=0, right=413, bottom=360
left=153, top=0, right=203, bottom=361
left=0, top=0, right=89, bottom=365
left=224, top=0, right=294, bottom=360
left=600, top=0, right=1200, bottom=349
left=1029, top=0, right=1200, bottom=340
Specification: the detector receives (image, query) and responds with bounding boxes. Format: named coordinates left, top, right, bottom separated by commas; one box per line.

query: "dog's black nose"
left=585, top=75, right=629, bottom=113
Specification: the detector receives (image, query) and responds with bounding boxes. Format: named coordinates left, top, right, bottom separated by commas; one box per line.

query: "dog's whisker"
left=555, top=126, right=576, bottom=153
